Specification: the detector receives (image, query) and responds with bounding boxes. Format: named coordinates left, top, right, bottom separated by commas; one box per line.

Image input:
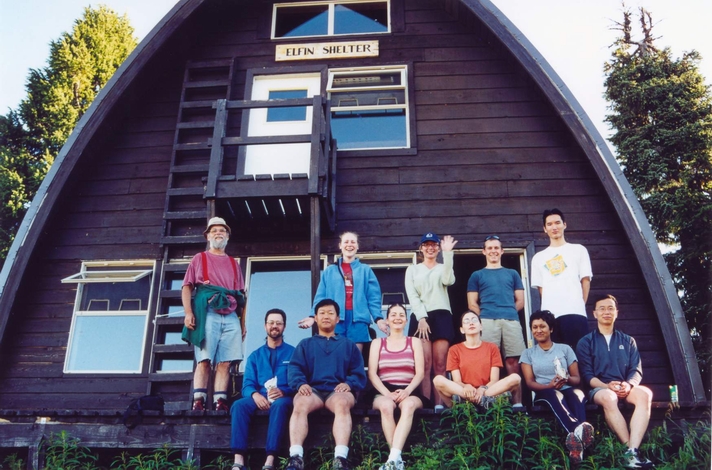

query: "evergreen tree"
left=0, top=6, right=137, bottom=263
left=604, top=7, right=712, bottom=396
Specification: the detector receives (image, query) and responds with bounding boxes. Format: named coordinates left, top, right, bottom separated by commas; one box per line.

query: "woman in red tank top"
left=368, top=304, right=425, bottom=470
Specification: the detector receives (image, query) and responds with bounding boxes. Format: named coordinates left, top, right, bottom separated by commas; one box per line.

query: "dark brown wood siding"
left=0, top=0, right=672, bottom=410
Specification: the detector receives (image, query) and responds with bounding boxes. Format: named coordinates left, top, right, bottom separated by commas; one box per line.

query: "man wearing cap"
left=182, top=217, right=246, bottom=412
left=466, top=235, right=526, bottom=408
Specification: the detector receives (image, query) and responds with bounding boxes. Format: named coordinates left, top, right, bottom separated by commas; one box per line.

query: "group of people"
left=180, top=212, right=654, bottom=469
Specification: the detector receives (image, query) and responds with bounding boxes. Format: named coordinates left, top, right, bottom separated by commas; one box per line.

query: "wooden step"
left=170, top=164, right=210, bottom=174
left=148, top=372, right=193, bottom=383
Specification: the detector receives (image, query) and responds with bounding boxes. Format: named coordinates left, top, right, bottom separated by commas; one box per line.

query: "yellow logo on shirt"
left=545, top=254, right=567, bottom=276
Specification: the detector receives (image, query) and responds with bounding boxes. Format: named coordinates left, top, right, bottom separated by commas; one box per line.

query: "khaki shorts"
left=480, top=318, right=525, bottom=358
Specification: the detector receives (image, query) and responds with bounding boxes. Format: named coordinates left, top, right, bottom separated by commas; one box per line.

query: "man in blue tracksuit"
left=577, top=294, right=653, bottom=469
left=230, top=308, right=295, bottom=470
left=286, top=298, right=367, bottom=470
left=298, top=232, right=387, bottom=349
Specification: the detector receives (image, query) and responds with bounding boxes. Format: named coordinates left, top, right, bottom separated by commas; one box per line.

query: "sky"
left=1, top=0, right=711, bottom=148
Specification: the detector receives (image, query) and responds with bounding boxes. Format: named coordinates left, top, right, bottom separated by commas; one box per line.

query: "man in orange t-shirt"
left=433, top=311, right=520, bottom=409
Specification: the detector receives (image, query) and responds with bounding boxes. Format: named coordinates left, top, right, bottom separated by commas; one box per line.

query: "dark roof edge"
left=468, top=0, right=704, bottom=402
left=0, top=0, right=206, bottom=340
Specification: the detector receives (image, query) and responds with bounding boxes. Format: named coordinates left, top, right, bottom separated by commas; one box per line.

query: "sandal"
left=262, top=466, right=275, bottom=470
left=231, top=465, right=246, bottom=470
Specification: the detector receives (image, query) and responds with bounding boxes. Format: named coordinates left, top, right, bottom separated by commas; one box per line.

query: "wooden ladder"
left=147, top=59, right=235, bottom=408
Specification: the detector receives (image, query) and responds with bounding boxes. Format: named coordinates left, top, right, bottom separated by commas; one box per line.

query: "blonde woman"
left=299, top=232, right=387, bottom=349
left=405, top=233, right=457, bottom=407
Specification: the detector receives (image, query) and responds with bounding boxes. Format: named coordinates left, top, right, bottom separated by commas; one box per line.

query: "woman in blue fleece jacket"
left=298, top=232, right=388, bottom=349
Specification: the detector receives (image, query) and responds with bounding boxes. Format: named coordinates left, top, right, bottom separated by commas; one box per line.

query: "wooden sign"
left=276, top=40, right=379, bottom=61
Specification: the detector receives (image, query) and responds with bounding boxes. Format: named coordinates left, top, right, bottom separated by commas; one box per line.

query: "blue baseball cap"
left=420, top=233, right=440, bottom=244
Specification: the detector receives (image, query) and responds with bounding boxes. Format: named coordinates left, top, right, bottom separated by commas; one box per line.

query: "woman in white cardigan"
left=405, top=232, right=457, bottom=407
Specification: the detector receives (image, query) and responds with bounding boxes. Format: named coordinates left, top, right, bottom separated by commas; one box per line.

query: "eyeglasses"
left=485, top=235, right=500, bottom=241
left=595, top=306, right=617, bottom=312
left=210, top=229, right=227, bottom=234
left=266, top=321, right=284, bottom=326
left=462, top=317, right=480, bottom=325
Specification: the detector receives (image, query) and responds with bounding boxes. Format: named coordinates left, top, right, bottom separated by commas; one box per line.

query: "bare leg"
left=420, top=340, right=433, bottom=403
left=594, top=389, right=630, bottom=445
left=431, top=339, right=449, bottom=406
left=234, top=454, right=244, bottom=466
left=485, top=374, right=521, bottom=397
left=264, top=455, right=275, bottom=467
left=289, top=393, right=324, bottom=446
left=505, top=357, right=522, bottom=404
left=432, top=375, right=457, bottom=408
left=214, top=361, right=230, bottom=393
left=325, top=392, right=356, bottom=446
left=373, top=396, right=397, bottom=447
left=391, top=397, right=423, bottom=451
left=626, top=386, right=653, bottom=449
left=193, top=360, right=211, bottom=390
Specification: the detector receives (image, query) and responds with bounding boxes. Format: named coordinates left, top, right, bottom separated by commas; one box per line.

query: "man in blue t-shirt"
left=467, top=235, right=525, bottom=407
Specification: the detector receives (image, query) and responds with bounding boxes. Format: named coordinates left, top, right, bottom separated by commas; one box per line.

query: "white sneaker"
left=624, top=448, right=653, bottom=468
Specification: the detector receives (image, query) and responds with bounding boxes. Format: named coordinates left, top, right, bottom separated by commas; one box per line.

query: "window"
left=273, top=0, right=389, bottom=39
left=62, top=261, right=155, bottom=373
left=242, top=257, right=326, bottom=361
left=328, top=66, right=410, bottom=150
left=355, top=253, right=415, bottom=336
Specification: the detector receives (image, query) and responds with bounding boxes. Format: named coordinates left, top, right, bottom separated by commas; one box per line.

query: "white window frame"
left=272, top=0, right=391, bottom=39
left=61, top=260, right=156, bottom=374
left=327, top=65, right=410, bottom=150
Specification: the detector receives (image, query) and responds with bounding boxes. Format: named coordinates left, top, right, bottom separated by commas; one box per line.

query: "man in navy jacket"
left=577, top=294, right=653, bottom=468
left=230, top=308, right=295, bottom=470
left=285, top=299, right=367, bottom=470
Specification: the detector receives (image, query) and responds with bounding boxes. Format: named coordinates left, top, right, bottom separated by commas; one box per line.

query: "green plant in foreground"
left=19, top=404, right=710, bottom=469
left=44, top=431, right=98, bottom=469
left=1, top=454, right=25, bottom=470
left=110, top=445, right=196, bottom=470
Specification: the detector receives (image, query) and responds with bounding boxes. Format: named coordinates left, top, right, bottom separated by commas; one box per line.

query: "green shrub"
left=5, top=404, right=707, bottom=469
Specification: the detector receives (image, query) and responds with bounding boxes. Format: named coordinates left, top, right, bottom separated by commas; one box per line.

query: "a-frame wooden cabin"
left=0, top=0, right=706, bottom=462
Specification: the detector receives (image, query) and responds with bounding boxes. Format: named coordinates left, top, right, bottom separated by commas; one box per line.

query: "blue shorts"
left=335, top=309, right=372, bottom=343
left=195, top=308, right=243, bottom=364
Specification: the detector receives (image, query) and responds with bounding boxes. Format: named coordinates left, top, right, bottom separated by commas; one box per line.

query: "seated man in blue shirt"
left=230, top=308, right=295, bottom=470
left=577, top=294, right=653, bottom=469
left=285, top=299, right=367, bottom=470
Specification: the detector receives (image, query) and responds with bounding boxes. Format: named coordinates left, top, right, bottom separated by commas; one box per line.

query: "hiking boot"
left=192, top=397, right=205, bottom=411
left=575, top=422, right=594, bottom=449
left=214, top=398, right=229, bottom=412
left=333, top=456, right=351, bottom=470
left=285, top=455, right=304, bottom=470
left=566, top=431, right=584, bottom=464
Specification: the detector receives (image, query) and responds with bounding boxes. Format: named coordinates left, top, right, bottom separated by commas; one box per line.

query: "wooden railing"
left=203, top=96, right=337, bottom=228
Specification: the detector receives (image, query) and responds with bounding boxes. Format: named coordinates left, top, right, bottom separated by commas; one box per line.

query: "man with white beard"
left=182, top=217, right=246, bottom=411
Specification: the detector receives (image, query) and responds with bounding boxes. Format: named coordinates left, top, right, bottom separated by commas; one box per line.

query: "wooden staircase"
left=147, top=59, right=235, bottom=408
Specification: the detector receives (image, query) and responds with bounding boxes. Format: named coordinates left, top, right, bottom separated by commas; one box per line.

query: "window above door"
left=272, top=0, right=390, bottom=39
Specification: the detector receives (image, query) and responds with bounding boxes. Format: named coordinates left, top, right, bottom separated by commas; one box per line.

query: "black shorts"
left=408, top=309, right=454, bottom=343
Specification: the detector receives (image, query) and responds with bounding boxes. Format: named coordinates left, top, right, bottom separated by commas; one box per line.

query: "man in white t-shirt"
left=531, top=209, right=592, bottom=349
